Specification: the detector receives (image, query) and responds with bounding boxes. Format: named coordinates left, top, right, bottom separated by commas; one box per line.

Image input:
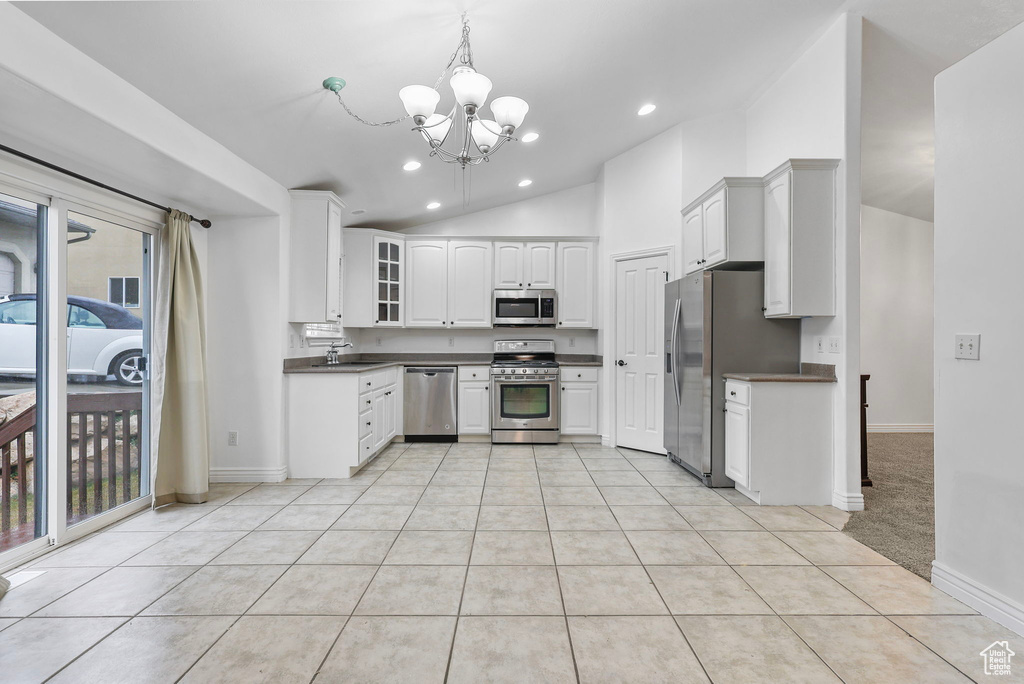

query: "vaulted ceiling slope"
left=13, top=1, right=1024, bottom=227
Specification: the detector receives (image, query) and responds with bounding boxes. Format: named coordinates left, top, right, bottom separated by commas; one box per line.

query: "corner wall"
left=860, top=205, right=933, bottom=430
left=744, top=13, right=864, bottom=510
left=933, top=20, right=1024, bottom=634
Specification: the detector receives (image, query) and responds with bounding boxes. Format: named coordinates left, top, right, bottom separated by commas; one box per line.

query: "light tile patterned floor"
left=0, top=443, right=1015, bottom=683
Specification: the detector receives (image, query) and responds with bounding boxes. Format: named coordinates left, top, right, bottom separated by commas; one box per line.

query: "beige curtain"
left=150, top=209, right=209, bottom=506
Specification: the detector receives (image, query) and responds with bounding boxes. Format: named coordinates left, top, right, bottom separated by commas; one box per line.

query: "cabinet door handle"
left=366, top=421, right=371, bottom=426
left=761, top=307, right=767, bottom=312
left=577, top=373, right=582, bottom=378
left=730, top=391, right=736, bottom=396
left=561, top=386, right=565, bottom=391
left=366, top=400, right=371, bottom=405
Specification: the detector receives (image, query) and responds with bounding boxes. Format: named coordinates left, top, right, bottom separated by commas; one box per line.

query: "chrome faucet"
left=325, top=341, right=353, bottom=365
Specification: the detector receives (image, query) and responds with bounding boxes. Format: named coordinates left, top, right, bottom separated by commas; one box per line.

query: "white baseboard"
left=867, top=423, right=934, bottom=433
left=209, top=466, right=288, bottom=483
left=832, top=489, right=865, bottom=511
left=932, top=561, right=1024, bottom=637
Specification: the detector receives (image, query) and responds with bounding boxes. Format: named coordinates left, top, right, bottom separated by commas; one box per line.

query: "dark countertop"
left=723, top=372, right=836, bottom=383
left=284, top=353, right=602, bottom=374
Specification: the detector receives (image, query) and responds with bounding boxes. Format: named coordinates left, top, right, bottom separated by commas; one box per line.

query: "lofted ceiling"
left=11, top=1, right=1024, bottom=227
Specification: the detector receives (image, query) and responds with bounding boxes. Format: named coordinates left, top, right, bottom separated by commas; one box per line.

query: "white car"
left=0, top=294, right=145, bottom=386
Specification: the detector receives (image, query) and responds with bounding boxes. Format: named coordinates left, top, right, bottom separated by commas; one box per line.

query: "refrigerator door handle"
left=670, top=297, right=682, bottom=406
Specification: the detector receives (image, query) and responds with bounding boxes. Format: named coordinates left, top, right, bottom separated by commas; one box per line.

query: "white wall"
left=361, top=328, right=597, bottom=355
left=932, top=21, right=1024, bottom=634
left=397, top=183, right=597, bottom=237
left=206, top=216, right=288, bottom=480
left=860, top=205, right=933, bottom=430
left=744, top=14, right=863, bottom=510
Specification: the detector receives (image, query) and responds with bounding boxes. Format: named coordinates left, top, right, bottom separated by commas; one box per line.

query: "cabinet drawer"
left=359, top=391, right=373, bottom=410
left=360, top=371, right=386, bottom=392
left=561, top=367, right=599, bottom=383
left=359, top=409, right=373, bottom=438
left=458, top=365, right=490, bottom=383
left=725, top=381, right=750, bottom=407
left=359, top=432, right=375, bottom=462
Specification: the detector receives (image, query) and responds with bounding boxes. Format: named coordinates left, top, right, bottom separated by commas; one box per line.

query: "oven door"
left=493, top=291, right=540, bottom=326
left=491, top=377, right=559, bottom=431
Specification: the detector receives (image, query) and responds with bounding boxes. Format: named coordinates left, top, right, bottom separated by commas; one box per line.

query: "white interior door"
left=614, top=254, right=669, bottom=453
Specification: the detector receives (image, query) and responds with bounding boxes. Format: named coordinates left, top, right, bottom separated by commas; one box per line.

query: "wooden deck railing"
left=0, top=391, right=143, bottom=551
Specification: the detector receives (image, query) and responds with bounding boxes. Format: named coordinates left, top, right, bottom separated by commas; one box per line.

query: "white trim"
left=831, top=489, right=865, bottom=511
left=932, top=561, right=1024, bottom=637
left=64, top=496, right=151, bottom=539
left=607, top=245, right=676, bottom=450
left=867, top=423, right=934, bottom=433
left=210, top=466, right=288, bottom=483
left=0, top=536, right=51, bottom=574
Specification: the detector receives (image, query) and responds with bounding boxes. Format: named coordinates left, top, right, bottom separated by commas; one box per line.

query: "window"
left=108, top=276, right=140, bottom=308
left=0, top=298, right=37, bottom=325
left=68, top=304, right=106, bottom=328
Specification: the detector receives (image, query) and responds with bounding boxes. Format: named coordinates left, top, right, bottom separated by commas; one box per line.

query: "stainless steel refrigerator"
left=664, top=271, right=801, bottom=487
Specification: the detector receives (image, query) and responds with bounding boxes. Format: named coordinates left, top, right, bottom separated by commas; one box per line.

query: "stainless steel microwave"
left=493, top=290, right=557, bottom=327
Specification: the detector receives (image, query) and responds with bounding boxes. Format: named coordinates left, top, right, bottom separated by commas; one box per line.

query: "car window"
left=0, top=300, right=36, bottom=325
left=68, top=304, right=106, bottom=329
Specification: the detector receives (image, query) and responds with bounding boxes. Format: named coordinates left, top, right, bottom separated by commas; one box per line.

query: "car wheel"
left=112, top=351, right=144, bottom=386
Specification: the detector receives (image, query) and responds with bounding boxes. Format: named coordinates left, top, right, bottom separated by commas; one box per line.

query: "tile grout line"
left=543, top=444, right=582, bottom=684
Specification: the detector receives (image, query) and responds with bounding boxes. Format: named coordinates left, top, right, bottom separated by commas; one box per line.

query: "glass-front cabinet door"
left=374, top=236, right=403, bottom=327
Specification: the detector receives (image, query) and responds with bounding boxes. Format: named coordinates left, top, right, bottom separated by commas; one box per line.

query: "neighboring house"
left=0, top=199, right=141, bottom=307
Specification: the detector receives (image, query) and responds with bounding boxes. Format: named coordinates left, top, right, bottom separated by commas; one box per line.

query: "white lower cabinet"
left=288, top=368, right=401, bottom=478
left=560, top=366, right=599, bottom=435
left=457, top=365, right=490, bottom=435
left=723, top=378, right=833, bottom=505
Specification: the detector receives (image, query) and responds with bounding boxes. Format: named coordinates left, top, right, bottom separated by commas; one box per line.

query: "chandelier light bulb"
left=421, top=113, right=453, bottom=145
left=399, top=85, right=440, bottom=123
left=471, top=119, right=501, bottom=153
left=490, top=96, right=529, bottom=132
left=451, top=70, right=493, bottom=109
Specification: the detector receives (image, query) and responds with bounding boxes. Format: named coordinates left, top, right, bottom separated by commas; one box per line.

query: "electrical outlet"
left=376, top=337, right=382, bottom=347
left=815, top=336, right=825, bottom=354
left=448, top=337, right=455, bottom=348
left=828, top=336, right=841, bottom=354
left=289, top=333, right=297, bottom=350
left=299, top=335, right=306, bottom=348
left=569, top=337, right=576, bottom=348
left=228, top=431, right=239, bottom=446
left=955, top=334, right=981, bottom=360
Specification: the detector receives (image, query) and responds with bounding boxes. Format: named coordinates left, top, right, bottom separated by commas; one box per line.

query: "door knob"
left=617, top=360, right=626, bottom=367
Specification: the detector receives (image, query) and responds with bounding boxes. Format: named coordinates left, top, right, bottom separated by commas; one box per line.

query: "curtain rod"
left=0, top=143, right=212, bottom=228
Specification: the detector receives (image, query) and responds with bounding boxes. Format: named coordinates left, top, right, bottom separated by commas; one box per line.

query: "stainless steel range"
left=490, top=340, right=560, bottom=444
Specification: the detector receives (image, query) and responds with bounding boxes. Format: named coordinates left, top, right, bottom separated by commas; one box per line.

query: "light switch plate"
left=815, top=336, right=825, bottom=354
left=228, top=430, right=239, bottom=446
left=828, top=336, right=841, bottom=354
left=955, top=334, right=981, bottom=360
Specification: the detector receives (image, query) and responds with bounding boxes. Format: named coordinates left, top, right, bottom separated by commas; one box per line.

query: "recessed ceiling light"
left=351, top=209, right=366, bottom=215
left=521, top=132, right=539, bottom=143
left=403, top=161, right=422, bottom=171
left=637, top=103, right=656, bottom=116
left=426, top=201, right=441, bottom=210
left=518, top=179, right=533, bottom=188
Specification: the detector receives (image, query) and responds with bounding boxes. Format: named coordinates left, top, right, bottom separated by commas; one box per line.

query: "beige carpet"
left=842, top=433, right=935, bottom=579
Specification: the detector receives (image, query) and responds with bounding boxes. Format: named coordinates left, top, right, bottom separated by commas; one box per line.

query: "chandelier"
left=397, top=16, right=529, bottom=167
left=322, top=14, right=528, bottom=170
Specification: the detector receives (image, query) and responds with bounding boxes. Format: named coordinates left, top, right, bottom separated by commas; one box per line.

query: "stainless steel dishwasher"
left=403, top=367, right=458, bottom=440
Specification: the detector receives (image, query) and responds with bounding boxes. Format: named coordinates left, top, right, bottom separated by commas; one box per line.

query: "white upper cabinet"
left=681, top=179, right=764, bottom=276
left=405, top=240, right=493, bottom=328
left=289, top=191, right=345, bottom=322
left=342, top=228, right=404, bottom=328
left=762, top=159, right=838, bottom=318
left=525, top=243, right=556, bottom=288
left=405, top=240, right=449, bottom=327
left=448, top=241, right=492, bottom=327
left=494, top=242, right=525, bottom=288
left=682, top=205, right=704, bottom=275
left=373, top=236, right=404, bottom=326
left=556, top=242, right=594, bottom=328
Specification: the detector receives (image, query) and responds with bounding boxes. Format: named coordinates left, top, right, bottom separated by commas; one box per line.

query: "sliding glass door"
left=0, top=184, right=154, bottom=565
left=64, top=209, right=151, bottom=530
left=0, top=191, right=48, bottom=555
